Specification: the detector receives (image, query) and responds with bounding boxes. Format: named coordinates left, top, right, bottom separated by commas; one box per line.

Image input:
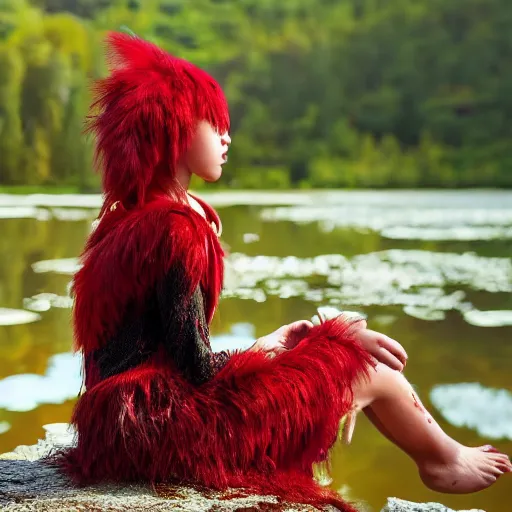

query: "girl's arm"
left=157, top=263, right=229, bottom=385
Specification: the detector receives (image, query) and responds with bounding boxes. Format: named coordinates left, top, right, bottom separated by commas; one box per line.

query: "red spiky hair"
left=87, top=32, right=230, bottom=209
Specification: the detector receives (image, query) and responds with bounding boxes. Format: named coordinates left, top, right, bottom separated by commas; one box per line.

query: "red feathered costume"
left=61, top=33, right=374, bottom=511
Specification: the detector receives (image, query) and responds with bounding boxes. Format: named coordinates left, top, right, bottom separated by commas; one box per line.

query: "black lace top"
left=84, top=261, right=230, bottom=389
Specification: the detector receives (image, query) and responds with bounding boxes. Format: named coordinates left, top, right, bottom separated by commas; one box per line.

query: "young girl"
left=61, top=33, right=511, bottom=511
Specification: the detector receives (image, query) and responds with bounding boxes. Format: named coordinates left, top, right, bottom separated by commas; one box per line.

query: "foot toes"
left=496, top=463, right=512, bottom=473
left=483, top=468, right=499, bottom=480
left=488, top=453, right=512, bottom=471
left=481, top=444, right=501, bottom=453
left=490, top=453, right=511, bottom=464
left=489, top=466, right=506, bottom=477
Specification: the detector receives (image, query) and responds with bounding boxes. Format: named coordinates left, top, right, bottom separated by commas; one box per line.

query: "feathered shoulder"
left=73, top=196, right=224, bottom=354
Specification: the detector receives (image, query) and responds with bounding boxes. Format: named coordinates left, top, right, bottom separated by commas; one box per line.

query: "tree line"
left=1, top=0, right=511, bottom=190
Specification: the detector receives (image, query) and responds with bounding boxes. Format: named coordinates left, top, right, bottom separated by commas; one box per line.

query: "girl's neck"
left=173, top=163, right=201, bottom=213
left=187, top=193, right=206, bottom=219
left=175, top=161, right=192, bottom=191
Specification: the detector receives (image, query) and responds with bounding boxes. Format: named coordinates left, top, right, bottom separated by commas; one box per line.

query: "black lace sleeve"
left=156, top=264, right=230, bottom=385
left=86, top=262, right=229, bottom=388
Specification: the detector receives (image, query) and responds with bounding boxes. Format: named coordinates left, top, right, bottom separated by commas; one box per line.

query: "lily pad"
left=222, top=250, right=510, bottom=313
left=403, top=306, right=446, bottom=322
left=382, top=226, right=512, bottom=241
left=24, top=293, right=73, bottom=311
left=463, top=309, right=512, bottom=327
left=243, top=233, right=260, bottom=244
left=430, top=383, right=512, bottom=440
left=0, top=352, right=82, bottom=412
left=0, top=308, right=41, bottom=326
left=31, top=258, right=81, bottom=275
left=210, top=323, right=256, bottom=353
left=260, top=191, right=512, bottom=240
left=0, top=206, right=43, bottom=220
left=0, top=326, right=257, bottom=412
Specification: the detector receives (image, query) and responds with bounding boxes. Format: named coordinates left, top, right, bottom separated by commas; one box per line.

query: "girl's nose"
left=222, top=132, right=231, bottom=145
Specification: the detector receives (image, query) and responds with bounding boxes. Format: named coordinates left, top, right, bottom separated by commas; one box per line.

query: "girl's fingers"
left=376, top=347, right=404, bottom=372
left=379, top=335, right=408, bottom=366
left=346, top=319, right=367, bottom=334
left=283, top=320, right=314, bottom=348
left=291, top=320, right=314, bottom=335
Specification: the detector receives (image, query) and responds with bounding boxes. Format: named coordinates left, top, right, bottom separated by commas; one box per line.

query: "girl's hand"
left=249, top=313, right=408, bottom=372
left=350, top=327, right=408, bottom=372
left=250, top=320, right=314, bottom=357
left=315, top=308, right=408, bottom=372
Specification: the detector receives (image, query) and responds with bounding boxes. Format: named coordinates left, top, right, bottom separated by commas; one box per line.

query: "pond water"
left=0, top=190, right=511, bottom=511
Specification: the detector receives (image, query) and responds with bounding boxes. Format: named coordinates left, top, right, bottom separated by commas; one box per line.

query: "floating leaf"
left=430, top=383, right=512, bottom=440
left=0, top=308, right=41, bottom=326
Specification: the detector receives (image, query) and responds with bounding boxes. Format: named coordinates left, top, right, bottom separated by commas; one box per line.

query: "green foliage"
left=0, top=2, right=101, bottom=188
left=0, top=45, right=24, bottom=183
left=0, top=0, right=511, bottom=190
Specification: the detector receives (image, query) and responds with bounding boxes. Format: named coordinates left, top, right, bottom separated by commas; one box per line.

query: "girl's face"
left=185, top=121, right=231, bottom=182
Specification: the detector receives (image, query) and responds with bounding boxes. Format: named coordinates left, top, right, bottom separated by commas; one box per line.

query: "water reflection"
left=24, top=293, right=73, bottom=312
left=0, top=308, right=41, bottom=326
left=260, top=191, right=512, bottom=242
left=382, top=226, right=512, bottom=241
left=0, top=190, right=511, bottom=512
left=430, top=383, right=512, bottom=440
left=222, top=250, right=512, bottom=327
left=463, top=309, right=512, bottom=327
left=32, top=258, right=81, bottom=275
left=33, top=247, right=512, bottom=326
left=0, top=352, right=82, bottom=412
left=0, top=324, right=256, bottom=413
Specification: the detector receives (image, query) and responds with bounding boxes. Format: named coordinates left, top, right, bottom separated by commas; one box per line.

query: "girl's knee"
left=353, top=363, right=409, bottom=408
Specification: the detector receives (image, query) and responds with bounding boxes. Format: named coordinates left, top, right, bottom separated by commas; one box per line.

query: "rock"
left=382, top=498, right=485, bottom=512
left=0, top=461, right=315, bottom=512
left=0, top=424, right=332, bottom=511
left=0, top=459, right=323, bottom=512
left=0, top=425, right=486, bottom=512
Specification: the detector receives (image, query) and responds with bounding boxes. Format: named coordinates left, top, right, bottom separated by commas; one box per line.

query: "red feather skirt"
left=59, top=318, right=372, bottom=511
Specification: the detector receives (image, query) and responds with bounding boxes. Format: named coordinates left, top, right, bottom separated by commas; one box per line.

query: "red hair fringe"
left=87, top=32, right=229, bottom=210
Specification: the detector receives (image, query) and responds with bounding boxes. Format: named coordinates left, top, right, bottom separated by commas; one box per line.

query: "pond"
left=0, top=190, right=511, bottom=511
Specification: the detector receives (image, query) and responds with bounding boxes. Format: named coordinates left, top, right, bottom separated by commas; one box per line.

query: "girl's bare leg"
left=353, top=364, right=512, bottom=493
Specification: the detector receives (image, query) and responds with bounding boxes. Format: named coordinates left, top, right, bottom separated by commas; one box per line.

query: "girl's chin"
left=201, top=168, right=222, bottom=183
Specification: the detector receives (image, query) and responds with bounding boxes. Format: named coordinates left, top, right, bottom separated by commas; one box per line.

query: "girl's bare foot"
left=419, top=444, right=512, bottom=493
left=353, top=363, right=512, bottom=494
